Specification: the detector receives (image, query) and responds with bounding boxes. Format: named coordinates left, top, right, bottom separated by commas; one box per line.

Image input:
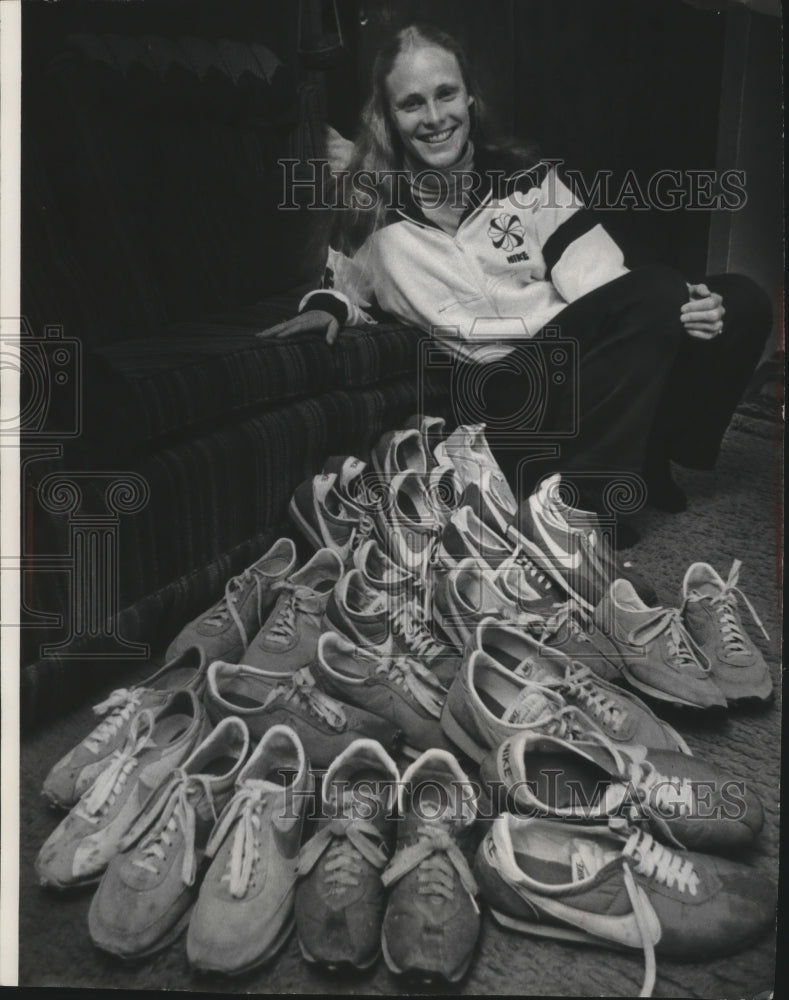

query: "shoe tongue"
left=511, top=655, right=550, bottom=683
left=365, top=590, right=388, bottom=616
left=244, top=776, right=288, bottom=799
left=502, top=687, right=555, bottom=725
left=331, top=783, right=390, bottom=823
left=569, top=838, right=618, bottom=883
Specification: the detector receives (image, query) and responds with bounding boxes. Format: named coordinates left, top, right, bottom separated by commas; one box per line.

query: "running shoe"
left=320, top=454, right=374, bottom=508
left=204, top=659, right=300, bottom=729
left=324, top=568, right=392, bottom=648
left=403, top=413, right=446, bottom=467
left=41, top=647, right=207, bottom=810
left=494, top=553, right=564, bottom=616
left=595, top=580, right=726, bottom=709
left=426, top=461, right=465, bottom=522
left=441, top=648, right=689, bottom=765
left=379, top=470, right=445, bottom=575
left=440, top=649, right=563, bottom=763
left=478, top=729, right=763, bottom=854
left=475, top=814, right=776, bottom=998
left=434, top=422, right=516, bottom=513
left=531, top=601, right=624, bottom=683
left=510, top=473, right=659, bottom=610
left=252, top=667, right=400, bottom=768
left=320, top=455, right=388, bottom=541
left=88, top=717, right=250, bottom=959
left=166, top=537, right=298, bottom=662
left=432, top=558, right=541, bottom=650
left=313, top=631, right=451, bottom=756
left=326, top=569, right=461, bottom=686
left=438, top=506, right=513, bottom=572
left=440, top=507, right=566, bottom=605
left=471, top=619, right=690, bottom=753
left=241, top=548, right=344, bottom=674
left=381, top=749, right=480, bottom=983
left=681, top=560, right=772, bottom=703
left=186, top=725, right=313, bottom=974
left=372, top=428, right=430, bottom=476
left=295, top=738, right=400, bottom=970
left=37, top=690, right=209, bottom=889
left=352, top=538, right=416, bottom=596
left=289, top=472, right=378, bottom=563
left=460, top=468, right=518, bottom=535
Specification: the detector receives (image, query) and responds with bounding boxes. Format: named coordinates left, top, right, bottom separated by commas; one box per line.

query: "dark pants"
left=449, top=266, right=772, bottom=506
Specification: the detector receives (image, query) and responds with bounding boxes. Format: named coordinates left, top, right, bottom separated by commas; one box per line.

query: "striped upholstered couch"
left=20, top=33, right=451, bottom=727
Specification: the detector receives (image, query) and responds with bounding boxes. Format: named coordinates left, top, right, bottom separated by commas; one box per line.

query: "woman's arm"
left=257, top=244, right=378, bottom=345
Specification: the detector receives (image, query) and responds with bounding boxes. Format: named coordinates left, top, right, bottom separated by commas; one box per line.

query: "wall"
left=708, top=4, right=783, bottom=353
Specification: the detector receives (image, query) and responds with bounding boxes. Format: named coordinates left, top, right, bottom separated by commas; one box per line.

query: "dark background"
left=22, top=0, right=782, bottom=331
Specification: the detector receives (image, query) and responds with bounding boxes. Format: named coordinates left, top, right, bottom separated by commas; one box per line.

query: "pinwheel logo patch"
left=488, top=214, right=525, bottom=251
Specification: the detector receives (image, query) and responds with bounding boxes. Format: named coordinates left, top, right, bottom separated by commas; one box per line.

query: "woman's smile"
left=419, top=127, right=457, bottom=145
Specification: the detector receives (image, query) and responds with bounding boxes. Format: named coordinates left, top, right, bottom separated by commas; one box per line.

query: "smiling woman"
left=386, top=42, right=472, bottom=168
left=259, top=22, right=771, bottom=533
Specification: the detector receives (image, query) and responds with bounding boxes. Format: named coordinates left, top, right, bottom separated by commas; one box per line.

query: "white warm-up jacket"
left=299, top=154, right=629, bottom=362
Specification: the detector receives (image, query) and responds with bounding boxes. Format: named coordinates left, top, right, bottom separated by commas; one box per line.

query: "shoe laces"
left=556, top=662, right=627, bottom=736
left=77, top=710, right=155, bottom=820
left=206, top=784, right=271, bottom=898
left=85, top=688, right=145, bottom=753
left=574, top=735, right=694, bottom=846
left=201, top=563, right=274, bottom=647
left=540, top=602, right=593, bottom=642
left=348, top=512, right=377, bottom=555
left=266, top=583, right=323, bottom=646
left=629, top=606, right=707, bottom=673
left=388, top=596, right=450, bottom=664
left=126, top=770, right=218, bottom=885
left=374, top=657, right=446, bottom=717
left=624, top=757, right=694, bottom=840
left=686, top=559, right=769, bottom=654
left=519, top=699, right=599, bottom=742
left=622, top=825, right=699, bottom=894
left=297, top=816, right=388, bottom=890
left=614, top=821, right=698, bottom=997
left=264, top=668, right=347, bottom=731
left=381, top=825, right=478, bottom=903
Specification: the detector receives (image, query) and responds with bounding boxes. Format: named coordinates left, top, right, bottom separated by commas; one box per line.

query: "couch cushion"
left=22, top=33, right=327, bottom=349
left=83, top=288, right=430, bottom=448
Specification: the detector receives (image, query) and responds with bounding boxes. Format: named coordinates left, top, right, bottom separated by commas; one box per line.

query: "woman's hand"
left=326, top=125, right=354, bottom=174
left=256, top=309, right=341, bottom=346
left=681, top=283, right=725, bottom=340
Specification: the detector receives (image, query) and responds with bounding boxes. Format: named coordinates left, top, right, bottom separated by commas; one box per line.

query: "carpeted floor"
left=18, top=413, right=783, bottom=998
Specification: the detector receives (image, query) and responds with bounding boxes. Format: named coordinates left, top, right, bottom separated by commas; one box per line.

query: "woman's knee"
left=622, top=265, right=690, bottom=312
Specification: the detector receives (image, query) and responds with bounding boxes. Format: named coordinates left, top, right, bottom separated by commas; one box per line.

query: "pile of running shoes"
left=36, top=416, right=775, bottom=994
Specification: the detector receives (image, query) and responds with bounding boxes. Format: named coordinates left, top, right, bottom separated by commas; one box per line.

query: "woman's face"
left=385, top=45, right=472, bottom=169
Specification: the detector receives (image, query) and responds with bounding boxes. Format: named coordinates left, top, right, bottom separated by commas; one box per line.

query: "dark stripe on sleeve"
left=298, top=292, right=349, bottom=325
left=542, top=209, right=602, bottom=278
